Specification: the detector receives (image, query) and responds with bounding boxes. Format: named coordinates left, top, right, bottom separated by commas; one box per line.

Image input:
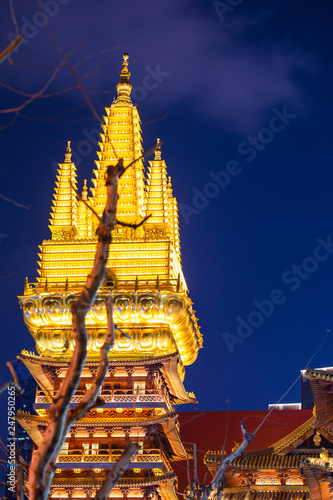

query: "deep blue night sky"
left=1, top=0, right=333, bottom=438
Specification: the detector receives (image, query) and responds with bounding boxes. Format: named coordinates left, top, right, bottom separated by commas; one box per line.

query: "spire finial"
left=64, top=140, right=71, bottom=163
left=154, top=138, right=162, bottom=160
left=116, top=53, right=132, bottom=103
left=121, top=53, right=130, bottom=79
left=82, top=179, right=88, bottom=201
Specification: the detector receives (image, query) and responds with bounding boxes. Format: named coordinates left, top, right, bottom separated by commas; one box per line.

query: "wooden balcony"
left=52, top=448, right=172, bottom=471
left=34, top=387, right=169, bottom=410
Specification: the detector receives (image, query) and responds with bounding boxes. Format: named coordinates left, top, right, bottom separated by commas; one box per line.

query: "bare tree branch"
left=70, top=181, right=101, bottom=222
left=115, top=214, right=151, bottom=229
left=0, top=112, right=18, bottom=131
left=0, top=35, right=24, bottom=64
left=94, top=443, right=140, bottom=500
left=28, top=158, right=135, bottom=500
left=189, top=421, right=253, bottom=500
left=107, top=294, right=115, bottom=350
left=0, top=34, right=98, bottom=115
left=35, top=1, right=111, bottom=145
left=0, top=362, right=23, bottom=395
left=9, top=0, right=20, bottom=36
left=0, top=57, right=110, bottom=99
left=142, top=111, right=170, bottom=127
left=0, top=193, right=30, bottom=210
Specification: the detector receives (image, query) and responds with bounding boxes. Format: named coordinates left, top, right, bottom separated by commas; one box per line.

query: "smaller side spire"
left=77, top=180, right=90, bottom=239
left=146, top=138, right=169, bottom=227
left=154, top=138, right=162, bottom=161
left=64, top=140, right=72, bottom=163
left=82, top=179, right=88, bottom=201
left=49, top=142, right=77, bottom=241
left=116, top=53, right=132, bottom=103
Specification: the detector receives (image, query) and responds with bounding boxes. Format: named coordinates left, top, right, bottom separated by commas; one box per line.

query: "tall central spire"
left=91, top=53, right=145, bottom=224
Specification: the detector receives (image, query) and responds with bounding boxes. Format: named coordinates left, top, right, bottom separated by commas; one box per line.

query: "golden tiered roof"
left=19, top=54, right=202, bottom=365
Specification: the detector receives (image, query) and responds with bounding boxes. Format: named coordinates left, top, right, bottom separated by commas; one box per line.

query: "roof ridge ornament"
left=154, top=138, right=162, bottom=160
left=82, top=179, right=88, bottom=201
left=64, top=140, right=71, bottom=163
left=116, top=53, right=132, bottom=103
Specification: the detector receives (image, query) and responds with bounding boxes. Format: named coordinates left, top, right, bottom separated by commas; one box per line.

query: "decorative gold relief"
left=32, top=326, right=177, bottom=360
left=20, top=291, right=202, bottom=365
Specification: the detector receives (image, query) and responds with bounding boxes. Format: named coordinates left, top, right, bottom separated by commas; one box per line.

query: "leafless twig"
left=0, top=193, right=30, bottom=210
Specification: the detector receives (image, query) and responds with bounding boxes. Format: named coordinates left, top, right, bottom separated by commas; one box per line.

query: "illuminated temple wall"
left=17, top=54, right=202, bottom=500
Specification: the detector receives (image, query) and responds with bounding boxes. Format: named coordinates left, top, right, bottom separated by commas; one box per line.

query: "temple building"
left=16, top=54, right=202, bottom=500
left=175, top=368, right=333, bottom=500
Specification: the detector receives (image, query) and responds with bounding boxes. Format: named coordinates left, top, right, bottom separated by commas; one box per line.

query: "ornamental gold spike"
left=64, top=140, right=71, bottom=163
left=116, top=53, right=132, bottom=103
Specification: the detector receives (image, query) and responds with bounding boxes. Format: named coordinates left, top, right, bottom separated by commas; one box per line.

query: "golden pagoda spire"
left=48, top=141, right=78, bottom=241
left=116, top=53, right=132, bottom=103
left=82, top=179, right=88, bottom=201
left=91, top=53, right=145, bottom=226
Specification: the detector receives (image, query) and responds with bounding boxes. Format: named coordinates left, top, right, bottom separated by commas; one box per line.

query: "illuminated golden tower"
left=17, top=54, right=202, bottom=500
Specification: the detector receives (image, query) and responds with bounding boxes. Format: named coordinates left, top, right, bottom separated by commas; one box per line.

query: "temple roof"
left=305, top=369, right=333, bottom=431
left=16, top=409, right=187, bottom=460
left=16, top=409, right=178, bottom=427
left=174, top=410, right=313, bottom=493
left=18, top=351, right=196, bottom=404
left=221, top=487, right=309, bottom=500
left=51, top=471, right=176, bottom=488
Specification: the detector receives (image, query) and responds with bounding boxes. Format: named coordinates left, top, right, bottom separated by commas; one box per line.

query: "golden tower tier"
left=18, top=54, right=202, bottom=500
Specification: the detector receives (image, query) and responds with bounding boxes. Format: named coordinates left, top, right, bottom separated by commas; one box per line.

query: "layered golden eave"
left=16, top=410, right=187, bottom=460
left=19, top=288, right=202, bottom=365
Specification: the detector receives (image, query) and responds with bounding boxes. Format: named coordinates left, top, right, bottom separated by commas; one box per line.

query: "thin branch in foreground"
left=142, top=111, right=170, bottom=127
left=9, top=0, right=20, bottom=36
left=0, top=35, right=24, bottom=64
left=0, top=112, right=18, bottom=131
left=0, top=57, right=110, bottom=99
left=114, top=325, right=131, bottom=340
left=107, top=294, right=115, bottom=350
left=94, top=443, right=140, bottom=500
left=0, top=362, right=23, bottom=395
left=1, top=34, right=96, bottom=114
left=35, top=0, right=115, bottom=156
left=115, top=214, right=151, bottom=229
left=0, top=273, right=14, bottom=280
left=0, top=193, right=30, bottom=210
left=201, top=421, right=253, bottom=500
left=123, top=141, right=162, bottom=172
left=70, top=181, right=101, bottom=222
left=252, top=329, right=330, bottom=437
